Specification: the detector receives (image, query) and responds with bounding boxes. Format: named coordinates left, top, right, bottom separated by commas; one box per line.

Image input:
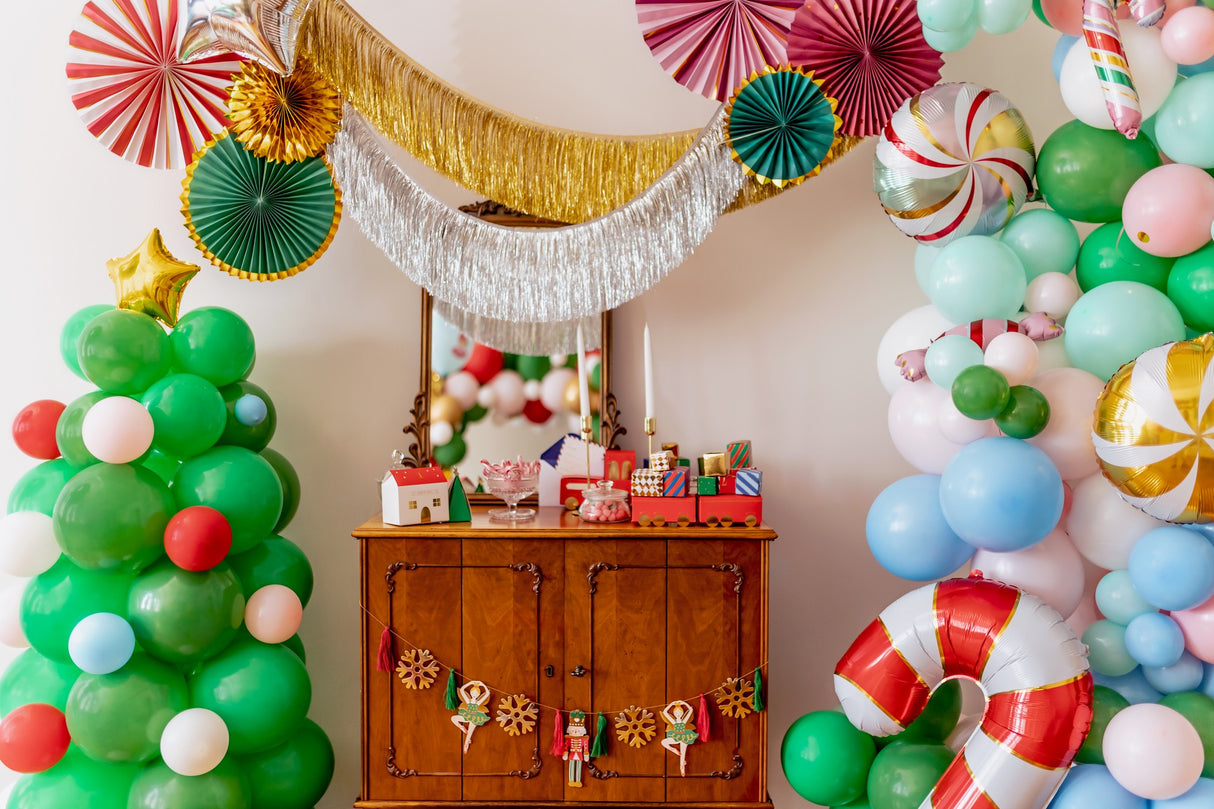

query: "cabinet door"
left=564, top=539, right=667, bottom=803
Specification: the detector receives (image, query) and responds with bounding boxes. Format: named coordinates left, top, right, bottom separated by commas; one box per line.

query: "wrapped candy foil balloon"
left=1093, top=334, right=1214, bottom=523
left=874, top=83, right=1036, bottom=245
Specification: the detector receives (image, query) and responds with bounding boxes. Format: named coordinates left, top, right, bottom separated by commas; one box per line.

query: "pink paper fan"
left=637, top=0, right=803, bottom=102
left=787, top=0, right=944, bottom=137
left=66, top=0, right=245, bottom=169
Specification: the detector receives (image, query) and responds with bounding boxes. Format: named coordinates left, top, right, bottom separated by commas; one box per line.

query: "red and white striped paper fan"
left=66, top=0, right=245, bottom=169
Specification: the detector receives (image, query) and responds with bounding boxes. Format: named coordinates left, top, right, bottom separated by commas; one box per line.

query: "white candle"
left=644, top=323, right=654, bottom=422
left=577, top=325, right=590, bottom=427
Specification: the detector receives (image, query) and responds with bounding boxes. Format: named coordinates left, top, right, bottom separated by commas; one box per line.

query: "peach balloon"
left=1172, top=593, right=1214, bottom=664
left=1026, top=367, right=1104, bottom=481
left=80, top=396, right=154, bottom=464
left=972, top=527, right=1086, bottom=617
left=983, top=331, right=1039, bottom=386
left=1040, top=0, right=1083, bottom=34
left=1162, top=6, right=1214, bottom=64
left=1103, top=704, right=1204, bottom=800
left=1122, top=164, right=1214, bottom=258
left=244, top=584, right=303, bottom=644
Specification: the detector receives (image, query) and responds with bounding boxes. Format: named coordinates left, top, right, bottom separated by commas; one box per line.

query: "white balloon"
left=1103, top=704, right=1203, bottom=800
left=1025, top=272, right=1081, bottom=321
left=1059, top=30, right=1177, bottom=130
left=1026, top=367, right=1105, bottom=481
left=0, top=583, right=29, bottom=649
left=972, top=528, right=1085, bottom=617
left=984, top=332, right=1039, bottom=386
left=888, top=382, right=968, bottom=474
left=476, top=386, right=497, bottom=409
left=540, top=367, right=576, bottom=412
left=937, top=396, right=996, bottom=444
left=80, top=396, right=154, bottom=464
left=442, top=371, right=480, bottom=411
left=0, top=511, right=60, bottom=577
left=429, top=420, right=454, bottom=448
left=1067, top=473, right=1167, bottom=569
left=160, top=708, right=230, bottom=776
left=876, top=305, right=955, bottom=395
left=522, top=379, right=542, bottom=401
left=489, top=370, right=526, bottom=417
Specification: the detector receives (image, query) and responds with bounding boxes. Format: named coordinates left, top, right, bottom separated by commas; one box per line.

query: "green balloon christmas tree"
left=0, top=230, right=332, bottom=809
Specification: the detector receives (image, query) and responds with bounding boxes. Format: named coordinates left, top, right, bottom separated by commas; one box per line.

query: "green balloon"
left=1036, top=121, right=1162, bottom=223
left=218, top=381, right=276, bottom=451
left=259, top=448, right=300, bottom=533
left=866, top=741, right=954, bottom=809
left=515, top=355, right=551, bottom=382
left=66, top=654, right=189, bottom=763
left=0, top=648, right=80, bottom=715
left=128, top=758, right=252, bottom=809
left=141, top=373, right=227, bottom=459
left=781, top=710, right=876, bottom=806
left=77, top=309, right=173, bottom=395
left=462, top=403, right=487, bottom=424
left=1168, top=243, right=1214, bottom=332
left=8, top=746, right=140, bottom=809
left=1076, top=221, right=1174, bottom=293
left=21, top=558, right=135, bottom=663
left=994, top=385, right=1051, bottom=439
left=433, top=432, right=467, bottom=468
left=1031, top=0, right=1050, bottom=25
left=501, top=352, right=520, bottom=371
left=1159, top=691, right=1214, bottom=778
left=227, top=534, right=313, bottom=607
left=189, top=638, right=312, bottom=754
left=882, top=681, right=961, bottom=745
left=53, top=464, right=172, bottom=572
left=60, top=305, right=113, bottom=380
left=169, top=307, right=255, bottom=387
left=281, top=633, right=306, bottom=662
left=239, top=718, right=334, bottom=809
left=55, top=391, right=114, bottom=468
left=173, top=446, right=283, bottom=554
left=8, top=459, right=79, bottom=515
left=141, top=449, right=181, bottom=484
left=1075, top=685, right=1129, bottom=765
left=951, top=365, right=1011, bottom=420
left=127, top=560, right=245, bottom=664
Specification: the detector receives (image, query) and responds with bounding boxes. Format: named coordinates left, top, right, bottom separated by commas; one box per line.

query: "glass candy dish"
left=481, top=457, right=540, bottom=522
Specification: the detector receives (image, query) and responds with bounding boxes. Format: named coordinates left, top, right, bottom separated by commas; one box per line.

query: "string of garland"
left=295, top=0, right=861, bottom=223
left=433, top=299, right=602, bottom=356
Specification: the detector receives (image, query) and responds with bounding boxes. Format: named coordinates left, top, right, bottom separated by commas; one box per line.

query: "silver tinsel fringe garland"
left=433, top=300, right=602, bottom=355
left=327, top=104, right=748, bottom=325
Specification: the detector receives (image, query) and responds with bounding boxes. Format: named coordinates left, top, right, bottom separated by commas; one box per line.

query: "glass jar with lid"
left=577, top=480, right=631, bottom=523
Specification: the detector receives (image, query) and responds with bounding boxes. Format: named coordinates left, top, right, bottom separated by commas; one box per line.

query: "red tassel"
left=376, top=626, right=394, bottom=673
left=697, top=693, right=711, bottom=743
left=550, top=710, right=565, bottom=757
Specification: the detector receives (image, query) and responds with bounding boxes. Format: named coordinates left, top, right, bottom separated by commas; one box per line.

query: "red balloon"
left=0, top=703, right=70, bottom=773
left=11, top=400, right=66, bottom=460
left=522, top=399, right=552, bottom=425
left=164, top=505, right=233, bottom=571
left=462, top=344, right=504, bottom=385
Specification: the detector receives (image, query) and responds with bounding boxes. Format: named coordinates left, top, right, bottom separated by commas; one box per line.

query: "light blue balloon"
left=233, top=394, right=268, bottom=427
left=1053, top=35, right=1080, bottom=83
left=928, top=236, right=1028, bottom=324
left=1124, top=612, right=1185, bottom=668
left=1095, top=570, right=1154, bottom=625
left=1063, top=281, right=1186, bottom=381
left=1045, top=764, right=1147, bottom=809
left=922, top=19, right=978, bottom=53
left=999, top=208, right=1080, bottom=280
left=1143, top=651, right=1206, bottom=694
left=915, top=244, right=942, bottom=296
left=1128, top=526, right=1214, bottom=611
left=866, top=475, right=975, bottom=581
left=917, top=0, right=977, bottom=31
left=1155, top=74, right=1214, bottom=168
left=977, top=0, right=1030, bottom=35
left=68, top=612, right=136, bottom=675
left=1084, top=620, right=1138, bottom=677
left=925, top=334, right=985, bottom=389
left=431, top=313, right=469, bottom=378
left=1093, top=668, right=1163, bottom=704
left=938, top=436, right=1063, bottom=552
left=1153, top=779, right=1214, bottom=809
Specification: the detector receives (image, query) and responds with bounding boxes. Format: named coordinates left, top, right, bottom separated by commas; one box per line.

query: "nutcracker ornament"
left=559, top=709, right=592, bottom=787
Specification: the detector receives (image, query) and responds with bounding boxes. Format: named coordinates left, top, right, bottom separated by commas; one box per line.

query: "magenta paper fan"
left=637, top=0, right=803, bottom=102
left=66, top=0, right=246, bottom=170
left=787, top=0, right=944, bottom=138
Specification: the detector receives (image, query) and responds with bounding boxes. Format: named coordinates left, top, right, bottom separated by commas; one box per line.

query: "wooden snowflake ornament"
left=495, top=694, right=538, bottom=736
left=715, top=677, right=755, bottom=719
left=396, top=649, right=441, bottom=689
left=614, top=706, right=657, bottom=748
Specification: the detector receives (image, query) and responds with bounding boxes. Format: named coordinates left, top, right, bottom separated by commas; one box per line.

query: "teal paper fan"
left=725, top=66, right=841, bottom=187
left=182, top=131, right=341, bottom=281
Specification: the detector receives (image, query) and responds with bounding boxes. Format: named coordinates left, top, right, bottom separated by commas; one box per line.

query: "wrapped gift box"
left=735, top=468, right=762, bottom=496
left=727, top=440, right=752, bottom=469
left=697, top=476, right=719, bottom=496
left=662, top=467, right=689, bottom=497
left=630, top=468, right=663, bottom=497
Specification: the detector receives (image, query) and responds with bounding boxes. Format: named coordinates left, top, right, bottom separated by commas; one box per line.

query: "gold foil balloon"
left=180, top=0, right=313, bottom=75
left=106, top=230, right=200, bottom=327
left=561, top=377, right=582, bottom=414
left=1093, top=334, right=1214, bottom=523
left=228, top=57, right=342, bottom=163
left=430, top=394, right=463, bottom=428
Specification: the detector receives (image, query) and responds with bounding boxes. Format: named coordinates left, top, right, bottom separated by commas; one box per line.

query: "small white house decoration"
left=381, top=466, right=450, bottom=526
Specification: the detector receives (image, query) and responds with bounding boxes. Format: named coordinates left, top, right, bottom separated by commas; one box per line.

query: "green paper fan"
left=725, top=66, right=841, bottom=188
left=182, top=131, right=341, bottom=281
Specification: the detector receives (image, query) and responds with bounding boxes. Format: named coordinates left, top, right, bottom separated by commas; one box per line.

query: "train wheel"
left=638, top=515, right=651, bottom=527
left=721, top=517, right=734, bottom=528
left=653, top=516, right=666, bottom=527
left=564, top=497, right=578, bottom=510
left=705, top=515, right=719, bottom=527
left=744, top=515, right=757, bottom=527
left=677, top=515, right=690, bottom=527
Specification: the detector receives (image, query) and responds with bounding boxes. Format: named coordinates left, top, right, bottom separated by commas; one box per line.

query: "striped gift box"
left=662, top=467, right=689, bottom=497
left=727, top=440, right=752, bottom=469
left=630, top=469, right=663, bottom=497
left=735, top=468, right=762, bottom=496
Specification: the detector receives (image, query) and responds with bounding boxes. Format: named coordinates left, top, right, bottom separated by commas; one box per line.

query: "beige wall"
left=0, top=3, right=1070, bottom=806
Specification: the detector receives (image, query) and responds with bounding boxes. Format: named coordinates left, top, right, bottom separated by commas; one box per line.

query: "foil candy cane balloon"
left=835, top=576, right=1093, bottom=809
left=1083, top=0, right=1146, bottom=137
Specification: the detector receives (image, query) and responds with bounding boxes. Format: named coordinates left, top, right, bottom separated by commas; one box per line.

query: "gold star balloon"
left=107, top=230, right=200, bottom=327
left=1093, top=334, right=1214, bottom=524
left=179, top=0, right=314, bottom=75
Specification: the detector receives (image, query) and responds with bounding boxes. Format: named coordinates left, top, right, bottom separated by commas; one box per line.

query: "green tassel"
left=753, top=667, right=764, bottom=712
left=590, top=711, right=608, bottom=758
left=444, top=669, right=459, bottom=710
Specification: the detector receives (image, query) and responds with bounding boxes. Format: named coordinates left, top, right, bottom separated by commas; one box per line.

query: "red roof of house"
left=387, top=467, right=447, bottom=487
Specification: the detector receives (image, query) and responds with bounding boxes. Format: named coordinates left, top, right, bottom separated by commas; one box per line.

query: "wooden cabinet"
left=354, top=508, right=775, bottom=809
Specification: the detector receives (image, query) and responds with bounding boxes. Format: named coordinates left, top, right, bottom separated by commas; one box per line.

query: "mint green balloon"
left=173, top=446, right=283, bottom=554
left=8, top=459, right=78, bottom=516
left=914, top=245, right=942, bottom=296
left=66, top=654, right=189, bottom=763
left=77, top=309, right=172, bottom=395
left=1096, top=570, right=1154, bottom=625
left=925, top=334, right=985, bottom=389
left=21, top=558, right=136, bottom=663
left=53, top=464, right=173, bottom=572
left=1083, top=620, right=1137, bottom=677
left=60, top=305, right=113, bottom=380
left=0, top=648, right=80, bottom=714
left=927, top=236, right=1027, bottom=323
left=1064, top=281, right=1186, bottom=381
left=1154, top=73, right=1214, bottom=169
left=999, top=208, right=1080, bottom=280
left=977, top=0, right=1030, bottom=34
left=128, top=759, right=252, bottom=809
left=55, top=391, right=113, bottom=468
left=127, top=560, right=245, bottom=664
left=917, top=0, right=976, bottom=31
left=921, top=18, right=977, bottom=52
left=8, top=746, right=140, bottom=809
left=141, top=373, right=227, bottom=459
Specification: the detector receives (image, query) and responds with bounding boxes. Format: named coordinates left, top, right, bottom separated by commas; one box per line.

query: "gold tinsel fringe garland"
left=296, top=0, right=861, bottom=223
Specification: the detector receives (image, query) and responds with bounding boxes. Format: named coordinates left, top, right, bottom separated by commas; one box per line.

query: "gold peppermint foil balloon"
left=228, top=57, right=342, bottom=163
left=1093, top=334, right=1214, bottom=524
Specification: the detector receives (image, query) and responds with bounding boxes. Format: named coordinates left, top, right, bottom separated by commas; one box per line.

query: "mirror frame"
left=400, top=203, right=626, bottom=486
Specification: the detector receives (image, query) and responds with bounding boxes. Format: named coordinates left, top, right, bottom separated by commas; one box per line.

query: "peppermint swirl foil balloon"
left=1093, top=334, right=1214, bottom=524
left=874, top=83, right=1036, bottom=246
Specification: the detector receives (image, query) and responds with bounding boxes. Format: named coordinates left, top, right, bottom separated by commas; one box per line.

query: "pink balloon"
left=1025, top=272, right=1081, bottom=320
left=1162, top=6, right=1214, bottom=64
left=1066, top=586, right=1102, bottom=640
left=539, top=367, right=576, bottom=412
left=937, top=396, right=997, bottom=445
left=1159, top=0, right=1200, bottom=27
left=1041, top=0, right=1083, bottom=34
left=1026, top=368, right=1104, bottom=481
left=972, top=528, right=1086, bottom=617
left=244, top=584, right=303, bottom=644
left=442, top=371, right=480, bottom=411
left=1103, top=704, right=1204, bottom=800
left=1172, top=593, right=1214, bottom=663
left=1122, top=164, right=1214, bottom=258
left=887, top=382, right=967, bottom=474
left=488, top=370, right=526, bottom=417
left=983, top=331, right=1039, bottom=386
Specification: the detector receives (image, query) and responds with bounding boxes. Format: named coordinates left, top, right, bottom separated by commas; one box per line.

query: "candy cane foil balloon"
left=835, top=577, right=1093, bottom=809
left=1083, top=0, right=1143, bottom=137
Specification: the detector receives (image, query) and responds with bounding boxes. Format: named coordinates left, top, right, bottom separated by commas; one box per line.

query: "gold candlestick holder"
left=644, top=417, right=656, bottom=461
left=581, top=415, right=593, bottom=488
